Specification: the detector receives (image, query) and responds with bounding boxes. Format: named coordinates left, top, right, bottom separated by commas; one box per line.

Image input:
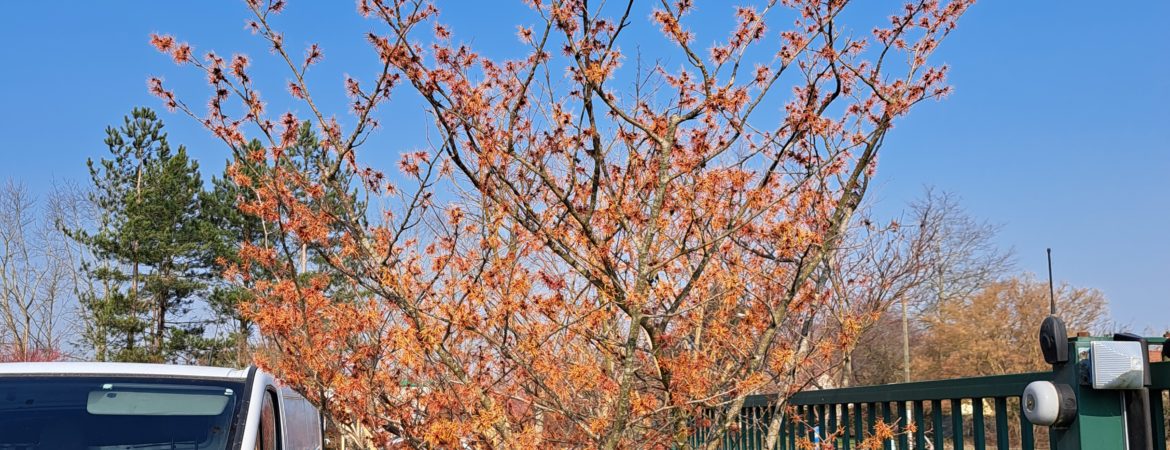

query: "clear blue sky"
left=2, top=2, right=1167, bottom=333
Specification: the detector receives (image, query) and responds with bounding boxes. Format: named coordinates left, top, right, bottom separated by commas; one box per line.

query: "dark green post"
left=896, top=401, right=910, bottom=450
left=971, top=398, right=986, bottom=449
left=1049, top=336, right=1129, bottom=449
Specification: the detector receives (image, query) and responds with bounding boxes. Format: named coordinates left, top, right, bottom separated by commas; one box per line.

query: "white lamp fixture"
left=1022, top=381, right=1060, bottom=426
left=1090, top=341, right=1146, bottom=390
left=1022, top=381, right=1077, bottom=427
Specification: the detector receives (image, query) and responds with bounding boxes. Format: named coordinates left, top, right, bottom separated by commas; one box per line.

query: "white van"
left=0, top=362, right=323, bottom=449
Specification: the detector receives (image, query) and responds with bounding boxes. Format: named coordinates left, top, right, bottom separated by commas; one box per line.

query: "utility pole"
left=902, top=294, right=911, bottom=383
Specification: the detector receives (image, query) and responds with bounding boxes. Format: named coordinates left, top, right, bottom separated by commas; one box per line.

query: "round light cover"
left=1023, top=381, right=1060, bottom=426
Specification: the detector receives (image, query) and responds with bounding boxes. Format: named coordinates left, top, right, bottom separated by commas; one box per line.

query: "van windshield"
left=0, top=376, right=244, bottom=450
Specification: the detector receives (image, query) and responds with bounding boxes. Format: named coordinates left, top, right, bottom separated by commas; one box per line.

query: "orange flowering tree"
left=150, top=0, right=972, bottom=447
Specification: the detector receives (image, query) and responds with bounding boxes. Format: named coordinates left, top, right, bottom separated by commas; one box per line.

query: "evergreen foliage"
left=69, top=107, right=215, bottom=363
left=66, top=112, right=368, bottom=366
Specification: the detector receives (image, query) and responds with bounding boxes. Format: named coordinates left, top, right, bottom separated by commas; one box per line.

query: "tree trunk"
left=96, top=274, right=110, bottom=361
left=129, top=257, right=138, bottom=352
left=154, top=289, right=165, bottom=357
left=842, top=352, right=853, bottom=388
left=130, top=161, right=143, bottom=353
left=902, top=295, right=911, bottom=383
left=237, top=318, right=250, bottom=366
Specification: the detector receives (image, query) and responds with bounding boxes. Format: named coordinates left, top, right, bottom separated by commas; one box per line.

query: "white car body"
left=0, top=362, right=323, bottom=450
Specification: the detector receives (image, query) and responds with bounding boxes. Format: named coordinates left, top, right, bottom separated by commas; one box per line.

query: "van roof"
left=0, top=362, right=249, bottom=380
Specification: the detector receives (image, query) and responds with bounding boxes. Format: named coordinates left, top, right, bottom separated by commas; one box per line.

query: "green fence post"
left=1049, top=336, right=1129, bottom=449
left=1018, top=400, right=1034, bottom=450
left=815, top=404, right=825, bottom=446
left=804, top=404, right=814, bottom=445
left=896, top=401, right=909, bottom=450
left=994, top=397, right=1009, bottom=449
left=913, top=401, right=926, bottom=450
left=789, top=405, right=797, bottom=450
left=951, top=398, right=964, bottom=450
left=930, top=400, right=943, bottom=449
left=972, top=398, right=986, bottom=450
left=843, top=403, right=852, bottom=450
left=828, top=403, right=838, bottom=449
left=1151, top=388, right=1166, bottom=450
left=881, top=402, right=893, bottom=450
left=854, top=402, right=864, bottom=449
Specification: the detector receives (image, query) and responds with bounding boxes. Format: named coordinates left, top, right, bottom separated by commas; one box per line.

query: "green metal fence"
left=708, top=371, right=1050, bottom=449
left=1152, top=356, right=1169, bottom=450
left=694, top=335, right=1170, bottom=450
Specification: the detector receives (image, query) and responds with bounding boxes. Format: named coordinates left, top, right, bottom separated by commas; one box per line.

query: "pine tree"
left=201, top=139, right=266, bottom=367
left=70, top=107, right=215, bottom=363
left=200, top=122, right=364, bottom=366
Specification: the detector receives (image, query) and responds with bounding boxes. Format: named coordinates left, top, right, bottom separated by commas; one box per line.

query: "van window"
left=257, top=390, right=280, bottom=450
left=0, top=376, right=243, bottom=449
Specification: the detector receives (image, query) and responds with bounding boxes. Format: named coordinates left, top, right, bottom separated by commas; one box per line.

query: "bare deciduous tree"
left=825, top=188, right=1014, bottom=386
left=0, top=180, right=90, bottom=361
left=824, top=209, right=933, bottom=387
left=913, top=188, right=1015, bottom=310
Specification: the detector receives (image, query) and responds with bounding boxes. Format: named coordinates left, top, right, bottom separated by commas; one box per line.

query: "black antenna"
left=1047, top=248, right=1056, bottom=315
left=1039, top=249, right=1069, bottom=364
